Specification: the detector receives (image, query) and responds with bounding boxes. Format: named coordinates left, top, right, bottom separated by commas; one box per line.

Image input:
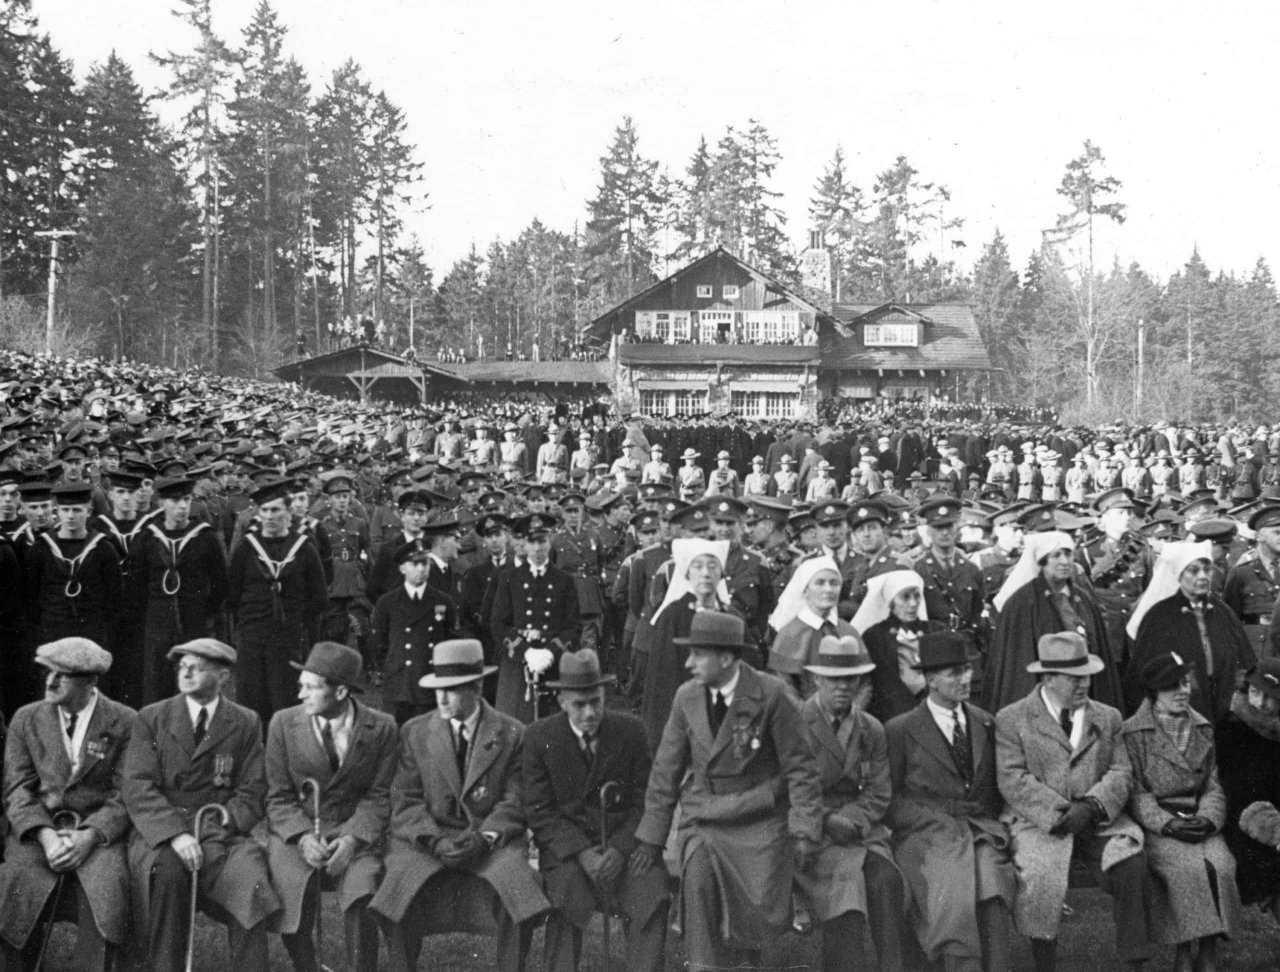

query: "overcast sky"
left=30, top=0, right=1280, bottom=282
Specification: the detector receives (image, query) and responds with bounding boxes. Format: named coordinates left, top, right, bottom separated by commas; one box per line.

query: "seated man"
left=885, top=631, right=1015, bottom=972
left=630, top=611, right=824, bottom=971
left=796, top=635, right=905, bottom=972
left=0, top=638, right=136, bottom=972
left=523, top=649, right=669, bottom=972
left=996, top=632, right=1151, bottom=972
left=122, top=638, right=282, bottom=972
left=265, top=642, right=399, bottom=972
left=369, top=638, right=549, bottom=972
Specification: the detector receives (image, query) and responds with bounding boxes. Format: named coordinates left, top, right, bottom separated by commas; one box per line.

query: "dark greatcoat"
left=1215, top=706, right=1280, bottom=904
left=0, top=694, right=136, bottom=947
left=864, top=617, right=944, bottom=725
left=489, top=563, right=582, bottom=722
left=371, top=584, right=460, bottom=708
left=265, top=701, right=399, bottom=933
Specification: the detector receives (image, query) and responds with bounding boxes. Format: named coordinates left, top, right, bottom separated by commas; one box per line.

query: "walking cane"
left=299, top=778, right=335, bottom=972
left=31, top=809, right=82, bottom=972
left=185, top=803, right=230, bottom=972
left=598, top=781, right=620, bottom=965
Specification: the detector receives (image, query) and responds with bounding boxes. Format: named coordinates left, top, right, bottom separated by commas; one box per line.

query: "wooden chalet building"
left=583, top=248, right=991, bottom=420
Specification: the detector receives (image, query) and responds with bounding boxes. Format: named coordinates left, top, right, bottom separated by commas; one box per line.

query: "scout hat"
left=1026, top=631, right=1104, bottom=676
left=418, top=638, right=497, bottom=688
left=803, top=634, right=876, bottom=677
left=290, top=641, right=367, bottom=693
left=35, top=637, right=112, bottom=675
left=546, top=648, right=617, bottom=690
left=672, top=610, right=748, bottom=654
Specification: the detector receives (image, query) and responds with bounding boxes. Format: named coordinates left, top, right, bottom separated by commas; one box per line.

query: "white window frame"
left=639, top=390, right=665, bottom=416
left=741, top=310, right=800, bottom=343
left=863, top=322, right=918, bottom=347
left=731, top=390, right=760, bottom=418
left=634, top=310, right=692, bottom=343
left=674, top=389, right=704, bottom=416
left=696, top=285, right=713, bottom=298
left=762, top=392, right=795, bottom=419
left=698, top=311, right=733, bottom=343
left=722, top=285, right=740, bottom=299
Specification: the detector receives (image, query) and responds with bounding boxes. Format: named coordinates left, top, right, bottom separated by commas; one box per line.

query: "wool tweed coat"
left=995, top=690, right=1144, bottom=939
left=1121, top=698, right=1241, bottom=943
left=369, top=700, right=549, bottom=925
left=264, top=700, right=399, bottom=934
left=0, top=694, right=136, bottom=947
left=122, top=694, right=281, bottom=933
left=884, top=701, right=1013, bottom=963
left=635, top=664, right=824, bottom=950
left=795, top=697, right=899, bottom=923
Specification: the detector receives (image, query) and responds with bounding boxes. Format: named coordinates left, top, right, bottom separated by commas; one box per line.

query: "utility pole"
left=409, top=296, right=415, bottom=350
left=34, top=229, right=75, bottom=355
left=1135, top=318, right=1145, bottom=414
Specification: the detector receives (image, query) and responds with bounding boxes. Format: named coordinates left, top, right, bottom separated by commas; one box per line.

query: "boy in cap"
left=523, top=649, right=669, bottom=972
left=122, top=638, right=282, bottom=972
left=265, top=642, right=399, bottom=972
left=370, top=639, right=549, bottom=972
left=371, top=538, right=461, bottom=725
left=0, top=638, right=136, bottom=971
left=364, top=487, right=433, bottom=607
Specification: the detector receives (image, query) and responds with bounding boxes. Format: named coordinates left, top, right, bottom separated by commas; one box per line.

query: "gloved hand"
left=525, top=646, right=555, bottom=675
left=792, top=836, right=819, bottom=872
left=1163, top=816, right=1214, bottom=843
left=1049, top=800, right=1096, bottom=837
left=628, top=841, right=662, bottom=876
left=437, top=831, right=487, bottom=868
left=824, top=813, right=862, bottom=846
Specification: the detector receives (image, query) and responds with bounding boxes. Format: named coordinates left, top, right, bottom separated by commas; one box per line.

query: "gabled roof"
left=824, top=302, right=992, bottom=371
left=273, top=344, right=461, bottom=382
left=581, top=247, right=830, bottom=341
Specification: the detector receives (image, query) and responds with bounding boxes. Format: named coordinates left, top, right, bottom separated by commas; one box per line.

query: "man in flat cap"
left=370, top=639, right=549, bottom=972
left=266, top=642, right=399, bottom=972
left=226, top=478, right=329, bottom=725
left=129, top=475, right=229, bottom=705
left=371, top=538, right=461, bottom=725
left=523, top=649, right=669, bottom=972
left=0, top=638, right=136, bottom=971
left=122, top=638, right=282, bottom=972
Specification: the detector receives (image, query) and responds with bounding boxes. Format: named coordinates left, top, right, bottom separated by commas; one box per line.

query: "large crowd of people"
left=1, top=345, right=1279, bottom=972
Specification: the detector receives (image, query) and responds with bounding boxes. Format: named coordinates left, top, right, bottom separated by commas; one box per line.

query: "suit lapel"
left=161, top=696, right=197, bottom=756
left=1029, top=692, right=1073, bottom=753
left=802, top=699, right=843, bottom=764
left=1073, top=703, right=1101, bottom=762
left=194, top=699, right=234, bottom=759
left=68, top=696, right=112, bottom=785
left=288, top=709, right=333, bottom=783
left=37, top=702, right=74, bottom=780
left=710, top=666, right=764, bottom=759
left=906, top=704, right=958, bottom=775
left=427, top=714, right=463, bottom=796
left=463, top=703, right=503, bottom=794
left=556, top=713, right=593, bottom=790
left=332, top=702, right=376, bottom=783
left=965, top=704, right=991, bottom=780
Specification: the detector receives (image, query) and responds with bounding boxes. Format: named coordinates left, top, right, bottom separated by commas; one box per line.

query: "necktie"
left=1060, top=708, right=1073, bottom=741
left=708, top=689, right=728, bottom=736
left=581, top=732, right=596, bottom=763
left=321, top=720, right=341, bottom=772
left=455, top=725, right=469, bottom=777
left=951, top=712, right=972, bottom=782
left=193, top=707, right=207, bottom=746
left=65, top=710, right=77, bottom=738
left=831, top=715, right=843, bottom=738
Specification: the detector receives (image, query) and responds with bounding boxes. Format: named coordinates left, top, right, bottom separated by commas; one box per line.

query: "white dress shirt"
left=1039, top=687, right=1085, bottom=750
left=926, top=695, right=966, bottom=744
left=61, top=691, right=98, bottom=774
left=314, top=701, right=355, bottom=764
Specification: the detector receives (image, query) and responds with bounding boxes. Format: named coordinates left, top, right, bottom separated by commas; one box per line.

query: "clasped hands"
left=1049, top=797, right=1105, bottom=837
left=427, top=829, right=493, bottom=869
left=577, top=846, right=625, bottom=888
left=300, top=831, right=360, bottom=874
left=40, top=824, right=97, bottom=873
left=1162, top=815, right=1215, bottom=843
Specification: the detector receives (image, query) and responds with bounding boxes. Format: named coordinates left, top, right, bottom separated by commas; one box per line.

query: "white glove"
left=525, top=647, right=555, bottom=675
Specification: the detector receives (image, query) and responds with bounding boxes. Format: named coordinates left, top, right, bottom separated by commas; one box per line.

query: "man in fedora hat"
left=523, top=649, right=669, bottom=972
left=884, top=631, right=1014, bottom=972
left=631, top=611, right=824, bottom=970
left=122, top=637, right=282, bottom=972
left=370, top=638, right=549, bottom=972
left=795, top=635, right=905, bottom=972
left=0, top=638, right=135, bottom=971
left=995, top=631, right=1150, bottom=972
left=265, top=641, right=399, bottom=972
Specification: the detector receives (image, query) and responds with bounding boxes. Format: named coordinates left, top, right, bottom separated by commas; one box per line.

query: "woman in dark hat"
left=1122, top=652, right=1241, bottom=972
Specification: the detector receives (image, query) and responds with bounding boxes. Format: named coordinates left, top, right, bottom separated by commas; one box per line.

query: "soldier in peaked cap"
left=908, top=498, right=987, bottom=683
left=370, top=639, right=550, bottom=972
left=1223, top=503, right=1280, bottom=658
left=549, top=491, right=606, bottom=653
left=265, top=642, right=399, bottom=972
left=490, top=512, right=582, bottom=722
left=364, top=487, right=434, bottom=609
left=370, top=539, right=462, bottom=725
left=523, top=649, right=669, bottom=972
left=1078, top=486, right=1153, bottom=653
left=316, top=470, right=373, bottom=660
left=460, top=512, right=514, bottom=699
left=0, top=638, right=136, bottom=972
left=122, top=638, right=282, bottom=972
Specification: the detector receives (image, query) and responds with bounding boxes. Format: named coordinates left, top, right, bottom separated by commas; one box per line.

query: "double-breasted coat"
left=371, top=584, right=460, bottom=707
left=635, top=664, right=824, bottom=949
left=522, top=709, right=667, bottom=928
left=265, top=701, right=399, bottom=933
left=369, top=701, right=549, bottom=926
left=795, top=698, right=898, bottom=922
left=0, top=694, right=136, bottom=947
left=884, top=701, right=1013, bottom=962
left=489, top=563, right=582, bottom=721
left=122, top=695, right=281, bottom=933
left=995, top=691, right=1144, bottom=939
left=1121, top=699, right=1241, bottom=943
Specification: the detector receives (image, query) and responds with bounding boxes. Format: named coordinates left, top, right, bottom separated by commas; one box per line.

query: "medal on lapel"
left=434, top=604, right=447, bottom=623
left=213, top=753, right=234, bottom=787
left=86, top=734, right=110, bottom=761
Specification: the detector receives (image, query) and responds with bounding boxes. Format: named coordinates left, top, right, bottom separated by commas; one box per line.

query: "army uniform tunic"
left=1223, top=555, right=1280, bottom=660
left=1078, top=534, right=1152, bottom=658
left=319, top=511, right=371, bottom=644
left=549, top=525, right=605, bottom=649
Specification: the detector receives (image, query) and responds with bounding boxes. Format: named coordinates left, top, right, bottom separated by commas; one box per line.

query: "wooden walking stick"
left=299, top=778, right=336, bottom=972
left=185, top=803, right=230, bottom=972
left=598, top=781, right=621, bottom=964
left=31, top=809, right=82, bottom=972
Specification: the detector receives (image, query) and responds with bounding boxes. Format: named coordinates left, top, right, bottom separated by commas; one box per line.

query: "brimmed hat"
left=1245, top=658, right=1280, bottom=701
left=36, top=637, right=112, bottom=675
left=1026, top=631, right=1104, bottom=676
left=912, top=631, right=979, bottom=672
left=418, top=639, right=497, bottom=689
left=1140, top=651, right=1189, bottom=692
left=672, top=610, right=747, bottom=654
left=290, top=641, right=366, bottom=693
left=680, top=448, right=700, bottom=461
left=167, top=637, right=237, bottom=667
left=546, top=649, right=617, bottom=690
left=804, top=634, right=876, bottom=677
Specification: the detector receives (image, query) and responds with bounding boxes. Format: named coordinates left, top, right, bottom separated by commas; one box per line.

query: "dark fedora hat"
left=546, top=649, right=617, bottom=690
left=912, top=631, right=980, bottom=672
left=290, top=641, right=367, bottom=692
left=673, top=611, right=748, bottom=654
